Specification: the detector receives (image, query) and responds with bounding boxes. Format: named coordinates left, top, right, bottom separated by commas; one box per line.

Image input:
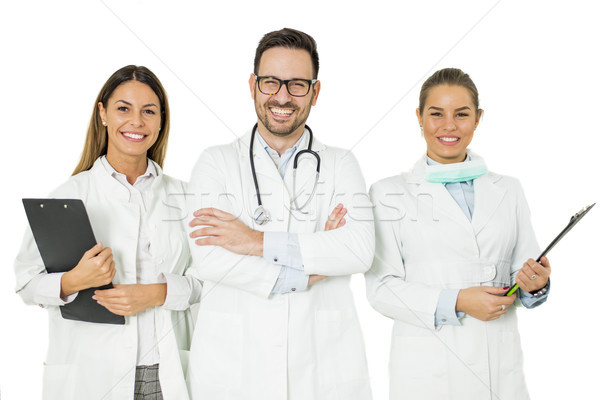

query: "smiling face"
left=417, top=84, right=482, bottom=164
left=250, top=47, right=320, bottom=140
left=98, top=80, right=161, bottom=164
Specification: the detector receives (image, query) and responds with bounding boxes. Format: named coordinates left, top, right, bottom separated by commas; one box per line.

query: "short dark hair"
left=254, top=28, right=320, bottom=79
left=419, top=68, right=479, bottom=113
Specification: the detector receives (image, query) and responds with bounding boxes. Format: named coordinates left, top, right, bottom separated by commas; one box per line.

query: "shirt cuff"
left=263, top=232, right=304, bottom=270
left=520, top=279, right=551, bottom=309
left=20, top=272, right=78, bottom=307
left=435, top=289, right=463, bottom=327
left=271, top=266, right=309, bottom=294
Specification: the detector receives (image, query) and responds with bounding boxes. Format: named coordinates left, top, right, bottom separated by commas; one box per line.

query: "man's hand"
left=515, top=257, right=551, bottom=293
left=189, top=208, right=264, bottom=256
left=456, top=286, right=516, bottom=321
left=93, top=283, right=167, bottom=316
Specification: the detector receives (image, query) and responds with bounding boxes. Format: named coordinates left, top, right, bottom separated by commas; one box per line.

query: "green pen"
left=505, top=203, right=595, bottom=297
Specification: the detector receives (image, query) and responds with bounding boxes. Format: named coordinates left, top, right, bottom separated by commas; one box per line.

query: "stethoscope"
left=250, top=123, right=321, bottom=225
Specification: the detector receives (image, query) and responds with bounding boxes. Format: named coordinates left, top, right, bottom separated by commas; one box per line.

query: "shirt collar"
left=256, top=130, right=306, bottom=160
left=100, top=155, right=156, bottom=182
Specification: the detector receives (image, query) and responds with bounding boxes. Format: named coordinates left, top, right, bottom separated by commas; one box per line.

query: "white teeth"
left=271, top=108, right=293, bottom=116
left=440, top=137, right=458, bottom=142
left=123, top=132, right=144, bottom=139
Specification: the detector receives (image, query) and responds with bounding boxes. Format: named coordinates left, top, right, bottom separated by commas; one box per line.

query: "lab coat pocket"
left=436, top=261, right=497, bottom=288
left=314, top=310, right=369, bottom=388
left=194, top=310, right=243, bottom=386
left=42, top=363, right=76, bottom=400
left=314, top=310, right=342, bottom=383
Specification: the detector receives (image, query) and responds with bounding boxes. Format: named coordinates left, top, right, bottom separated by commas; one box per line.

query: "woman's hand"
left=93, top=283, right=167, bottom=316
left=308, top=204, right=348, bottom=286
left=60, top=242, right=116, bottom=297
left=515, top=257, right=551, bottom=293
left=456, top=286, right=516, bottom=321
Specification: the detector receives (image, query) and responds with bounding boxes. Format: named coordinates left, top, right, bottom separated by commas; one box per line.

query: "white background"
left=1, top=1, right=599, bottom=399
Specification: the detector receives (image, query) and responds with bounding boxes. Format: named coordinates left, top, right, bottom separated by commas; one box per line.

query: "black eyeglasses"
left=254, top=74, right=317, bottom=97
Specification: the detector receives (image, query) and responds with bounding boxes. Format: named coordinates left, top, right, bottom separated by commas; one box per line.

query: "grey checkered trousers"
left=134, top=364, right=163, bottom=400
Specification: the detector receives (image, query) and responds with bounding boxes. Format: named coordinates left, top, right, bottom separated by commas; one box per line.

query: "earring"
left=420, top=126, right=424, bottom=137
left=102, top=121, right=107, bottom=126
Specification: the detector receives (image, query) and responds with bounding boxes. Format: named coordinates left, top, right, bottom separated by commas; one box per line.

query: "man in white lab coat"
left=185, top=28, right=375, bottom=400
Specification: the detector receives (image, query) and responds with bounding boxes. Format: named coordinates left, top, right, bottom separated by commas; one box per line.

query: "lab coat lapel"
left=407, top=155, right=473, bottom=234
left=471, top=172, right=506, bottom=236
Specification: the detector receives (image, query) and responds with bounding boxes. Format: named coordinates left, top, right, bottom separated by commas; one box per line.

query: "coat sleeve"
left=14, top=180, right=85, bottom=306
left=186, top=147, right=281, bottom=299
left=297, top=151, right=375, bottom=276
left=365, top=179, right=442, bottom=331
left=506, top=178, right=545, bottom=306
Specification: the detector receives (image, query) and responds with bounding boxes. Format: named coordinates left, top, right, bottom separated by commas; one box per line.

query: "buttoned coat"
left=366, top=153, right=540, bottom=400
left=14, top=158, right=198, bottom=400
left=185, top=129, right=375, bottom=400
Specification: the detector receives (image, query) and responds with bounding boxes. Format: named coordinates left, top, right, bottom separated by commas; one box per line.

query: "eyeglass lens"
left=259, top=78, right=311, bottom=97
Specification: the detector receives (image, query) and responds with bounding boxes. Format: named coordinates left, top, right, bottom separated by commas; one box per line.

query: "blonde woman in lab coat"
left=14, top=65, right=200, bottom=400
left=366, top=68, right=551, bottom=400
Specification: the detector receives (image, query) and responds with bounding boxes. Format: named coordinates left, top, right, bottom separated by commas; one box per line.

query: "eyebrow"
left=115, top=100, right=158, bottom=108
left=428, top=106, right=472, bottom=111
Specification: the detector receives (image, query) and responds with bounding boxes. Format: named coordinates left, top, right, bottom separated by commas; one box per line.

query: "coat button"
left=274, top=257, right=278, bottom=263
left=156, top=258, right=164, bottom=264
left=291, top=288, right=296, bottom=291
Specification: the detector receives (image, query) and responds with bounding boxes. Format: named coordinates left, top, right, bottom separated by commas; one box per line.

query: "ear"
left=475, top=109, right=484, bottom=128
left=416, top=108, right=423, bottom=127
left=249, top=74, right=256, bottom=100
left=310, top=80, right=321, bottom=106
left=98, top=102, right=107, bottom=123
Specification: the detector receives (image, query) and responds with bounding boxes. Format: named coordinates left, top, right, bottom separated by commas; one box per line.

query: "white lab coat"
left=185, top=129, right=375, bottom=400
left=14, top=158, right=200, bottom=400
left=365, top=153, right=540, bottom=400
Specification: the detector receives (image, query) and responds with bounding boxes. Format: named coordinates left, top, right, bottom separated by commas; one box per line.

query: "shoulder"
left=48, top=169, right=94, bottom=198
left=160, top=174, right=187, bottom=192
left=370, top=173, right=410, bottom=197
left=486, top=171, right=525, bottom=195
left=193, top=141, right=240, bottom=169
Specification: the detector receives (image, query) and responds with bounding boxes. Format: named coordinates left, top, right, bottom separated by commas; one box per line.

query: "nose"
left=130, top=110, right=144, bottom=127
left=271, top=82, right=294, bottom=103
left=443, top=115, right=456, bottom=131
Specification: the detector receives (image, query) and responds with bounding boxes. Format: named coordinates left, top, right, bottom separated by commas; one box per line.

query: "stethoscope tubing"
left=249, top=123, right=320, bottom=220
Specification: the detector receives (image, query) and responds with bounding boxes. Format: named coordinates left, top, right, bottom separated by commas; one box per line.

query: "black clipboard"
left=505, top=202, right=595, bottom=296
left=22, top=198, right=125, bottom=324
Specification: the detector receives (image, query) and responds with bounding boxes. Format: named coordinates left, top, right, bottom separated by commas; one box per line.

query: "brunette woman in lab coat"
left=366, top=68, right=551, bottom=400
left=15, top=65, right=200, bottom=399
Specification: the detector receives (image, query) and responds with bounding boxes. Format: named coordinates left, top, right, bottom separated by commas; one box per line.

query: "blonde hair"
left=73, top=65, right=170, bottom=175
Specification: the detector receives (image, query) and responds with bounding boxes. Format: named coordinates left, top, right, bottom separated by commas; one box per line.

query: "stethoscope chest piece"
left=253, top=205, right=271, bottom=226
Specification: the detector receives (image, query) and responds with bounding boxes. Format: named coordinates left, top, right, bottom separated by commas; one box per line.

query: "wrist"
left=252, top=230, right=264, bottom=257
left=152, top=283, right=167, bottom=307
left=455, top=289, right=464, bottom=313
left=60, top=270, right=81, bottom=297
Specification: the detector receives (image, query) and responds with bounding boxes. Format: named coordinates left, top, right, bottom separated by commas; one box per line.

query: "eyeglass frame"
left=254, top=74, right=318, bottom=97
